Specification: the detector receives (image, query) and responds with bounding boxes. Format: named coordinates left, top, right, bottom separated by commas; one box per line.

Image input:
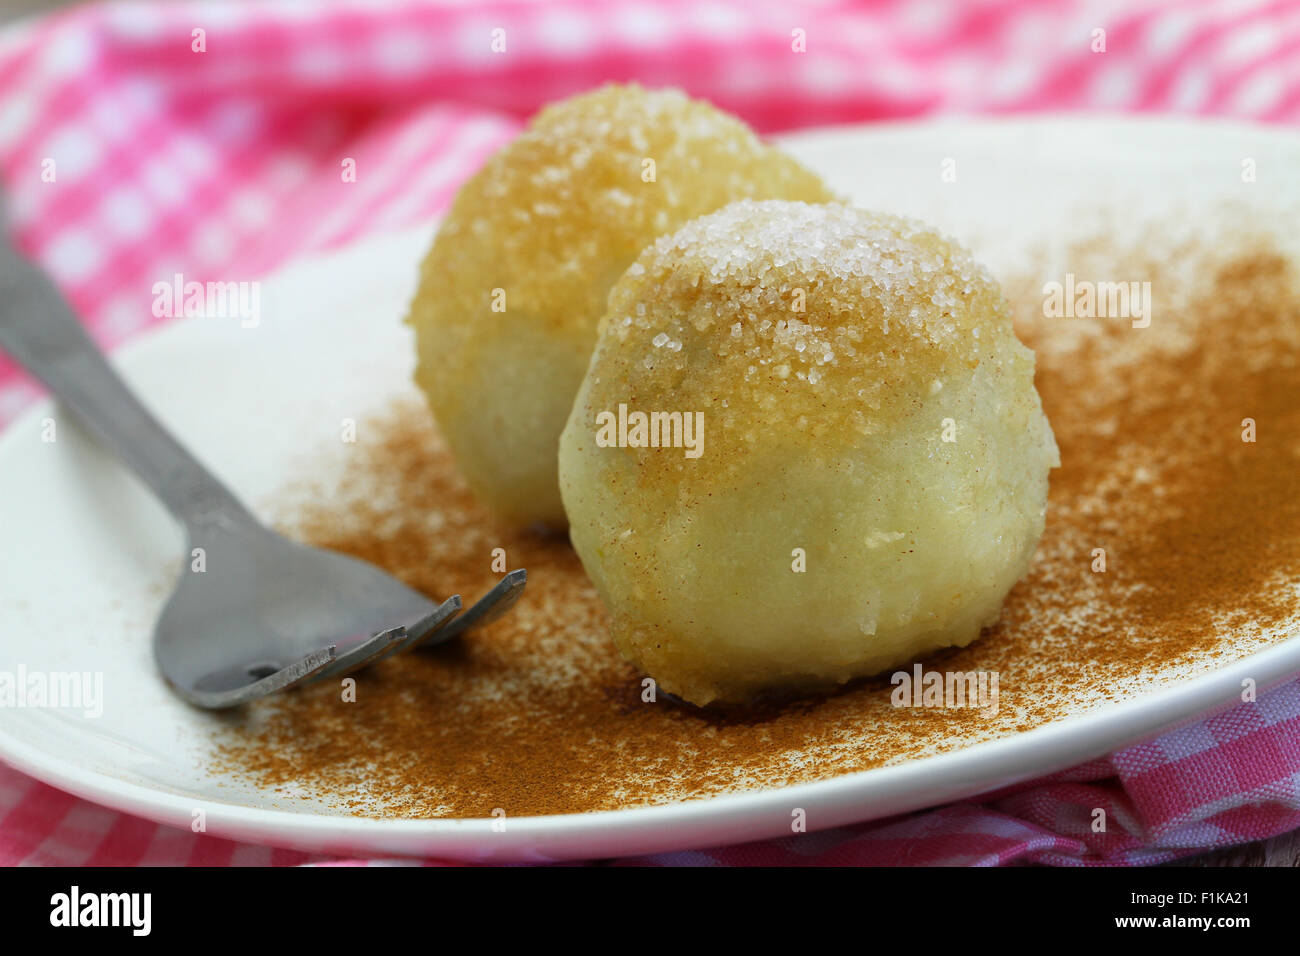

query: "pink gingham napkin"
left=2, top=0, right=1299, bottom=866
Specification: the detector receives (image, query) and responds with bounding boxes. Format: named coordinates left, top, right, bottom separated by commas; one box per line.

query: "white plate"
left=2, top=117, right=1299, bottom=862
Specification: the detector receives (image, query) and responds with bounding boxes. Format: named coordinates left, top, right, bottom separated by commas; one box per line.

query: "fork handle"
left=0, top=245, right=254, bottom=529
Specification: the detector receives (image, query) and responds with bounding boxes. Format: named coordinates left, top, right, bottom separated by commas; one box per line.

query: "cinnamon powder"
left=216, top=230, right=1300, bottom=818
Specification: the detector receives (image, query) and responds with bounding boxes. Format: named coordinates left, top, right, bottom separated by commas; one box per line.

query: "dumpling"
left=406, top=85, right=834, bottom=527
left=558, top=200, right=1059, bottom=705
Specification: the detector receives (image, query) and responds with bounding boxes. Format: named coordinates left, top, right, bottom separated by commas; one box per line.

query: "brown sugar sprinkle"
left=216, top=229, right=1300, bottom=818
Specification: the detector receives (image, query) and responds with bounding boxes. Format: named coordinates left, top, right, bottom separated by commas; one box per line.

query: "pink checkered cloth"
left=1, top=0, right=1299, bottom=867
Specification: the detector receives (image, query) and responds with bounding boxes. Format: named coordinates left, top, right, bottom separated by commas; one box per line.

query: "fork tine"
left=305, top=592, right=464, bottom=685
left=180, top=644, right=337, bottom=709
left=313, top=590, right=463, bottom=680
left=403, top=594, right=463, bottom=646
left=356, top=594, right=463, bottom=667
left=418, top=569, right=526, bottom=647
left=314, top=624, right=412, bottom=681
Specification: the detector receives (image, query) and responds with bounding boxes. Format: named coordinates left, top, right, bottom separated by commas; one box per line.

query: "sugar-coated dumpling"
left=406, top=85, right=835, bottom=527
left=558, top=200, right=1059, bottom=705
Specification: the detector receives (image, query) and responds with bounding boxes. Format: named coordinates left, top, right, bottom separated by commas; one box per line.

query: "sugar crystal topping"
left=591, top=199, right=1033, bottom=458
left=414, top=85, right=834, bottom=342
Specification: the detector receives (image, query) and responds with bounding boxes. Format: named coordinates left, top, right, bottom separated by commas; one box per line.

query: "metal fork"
left=0, top=234, right=525, bottom=709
